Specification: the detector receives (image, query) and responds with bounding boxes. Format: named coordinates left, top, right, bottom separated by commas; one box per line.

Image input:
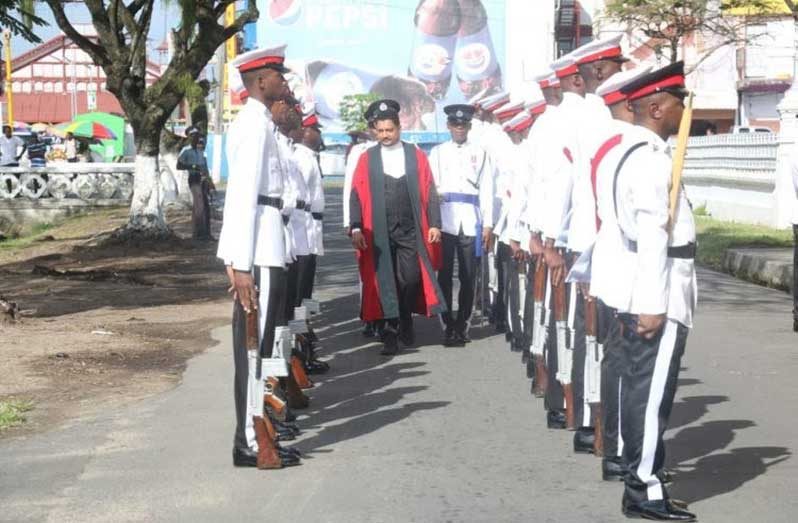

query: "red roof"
left=10, top=91, right=124, bottom=124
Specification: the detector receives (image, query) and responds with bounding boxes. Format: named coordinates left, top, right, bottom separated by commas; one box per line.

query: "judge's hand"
left=428, top=227, right=442, bottom=244
left=351, top=230, right=367, bottom=250
left=544, top=245, right=566, bottom=287
left=233, top=270, right=258, bottom=313
left=637, top=313, right=666, bottom=340
left=482, top=227, right=493, bottom=252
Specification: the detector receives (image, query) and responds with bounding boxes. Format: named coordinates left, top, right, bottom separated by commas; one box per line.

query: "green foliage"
left=602, top=0, right=775, bottom=63
left=0, top=0, right=46, bottom=43
left=695, top=215, right=793, bottom=270
left=339, top=93, right=380, bottom=133
left=0, top=399, right=33, bottom=431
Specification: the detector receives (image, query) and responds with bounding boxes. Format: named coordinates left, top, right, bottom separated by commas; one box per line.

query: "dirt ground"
left=0, top=206, right=231, bottom=438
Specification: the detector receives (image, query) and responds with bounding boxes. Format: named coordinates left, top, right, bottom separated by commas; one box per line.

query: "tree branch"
left=43, top=0, right=109, bottom=65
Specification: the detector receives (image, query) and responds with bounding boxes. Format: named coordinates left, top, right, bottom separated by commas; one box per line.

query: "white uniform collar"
left=635, top=125, right=669, bottom=154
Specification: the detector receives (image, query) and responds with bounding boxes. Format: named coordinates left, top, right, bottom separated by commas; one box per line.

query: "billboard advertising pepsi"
left=256, top=0, right=507, bottom=141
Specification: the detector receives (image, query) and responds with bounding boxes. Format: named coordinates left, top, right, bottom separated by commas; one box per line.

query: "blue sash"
left=442, top=192, right=483, bottom=257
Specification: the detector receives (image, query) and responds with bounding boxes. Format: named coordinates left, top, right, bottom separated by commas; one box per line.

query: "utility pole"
left=3, top=29, right=14, bottom=127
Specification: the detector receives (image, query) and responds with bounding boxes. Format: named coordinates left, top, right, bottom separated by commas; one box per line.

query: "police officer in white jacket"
left=217, top=46, right=296, bottom=468
left=429, top=104, right=496, bottom=346
left=593, top=62, right=698, bottom=522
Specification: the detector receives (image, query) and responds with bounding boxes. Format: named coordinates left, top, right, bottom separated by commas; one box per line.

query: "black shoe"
left=362, top=322, right=376, bottom=338
left=283, top=408, right=297, bottom=423
left=381, top=329, right=399, bottom=356
left=305, top=359, right=330, bottom=374
left=272, top=418, right=301, bottom=439
left=510, top=336, right=524, bottom=353
left=659, top=468, right=675, bottom=485
left=457, top=330, right=471, bottom=343
left=603, top=456, right=627, bottom=481
left=443, top=326, right=460, bottom=347
left=622, top=498, right=696, bottom=521
left=526, top=355, right=535, bottom=379
left=399, top=321, right=415, bottom=346
left=573, top=427, right=595, bottom=454
left=793, top=317, right=798, bottom=333
left=495, top=321, right=507, bottom=334
left=233, top=447, right=258, bottom=467
left=521, top=349, right=529, bottom=365
left=276, top=447, right=302, bottom=467
left=276, top=444, right=302, bottom=459
left=547, top=410, right=567, bottom=429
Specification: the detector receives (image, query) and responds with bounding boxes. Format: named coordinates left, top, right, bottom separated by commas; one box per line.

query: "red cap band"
left=626, top=75, right=685, bottom=101
left=528, top=103, right=547, bottom=116
left=302, top=114, right=319, bottom=127
left=602, top=90, right=626, bottom=106
left=238, top=55, right=285, bottom=73
left=555, top=64, right=579, bottom=78
left=514, top=118, right=534, bottom=133
left=577, top=47, right=623, bottom=65
left=496, top=107, right=523, bottom=120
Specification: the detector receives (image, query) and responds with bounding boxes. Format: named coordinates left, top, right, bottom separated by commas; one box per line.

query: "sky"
left=10, top=1, right=177, bottom=60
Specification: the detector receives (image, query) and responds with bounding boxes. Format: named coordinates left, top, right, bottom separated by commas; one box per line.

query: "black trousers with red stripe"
left=615, top=314, right=689, bottom=503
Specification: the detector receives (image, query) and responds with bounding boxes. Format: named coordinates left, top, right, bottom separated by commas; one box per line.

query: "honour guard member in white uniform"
left=218, top=45, right=301, bottom=469
left=429, top=104, right=496, bottom=346
left=588, top=65, right=653, bottom=479
left=593, top=62, right=697, bottom=522
left=566, top=36, right=629, bottom=455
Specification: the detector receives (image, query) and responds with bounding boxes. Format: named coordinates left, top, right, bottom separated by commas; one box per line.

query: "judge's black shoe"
left=381, top=329, right=400, bottom=356
left=362, top=322, right=377, bottom=338
left=399, top=320, right=415, bottom=346
left=547, top=410, right=567, bottom=429
left=233, top=447, right=258, bottom=467
left=603, top=456, right=627, bottom=481
left=622, top=498, right=696, bottom=521
left=510, top=336, right=524, bottom=353
left=443, top=326, right=460, bottom=347
left=573, top=428, right=596, bottom=454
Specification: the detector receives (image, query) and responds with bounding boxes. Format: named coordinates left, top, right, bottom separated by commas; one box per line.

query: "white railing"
left=681, top=133, right=778, bottom=186
left=0, top=163, right=134, bottom=201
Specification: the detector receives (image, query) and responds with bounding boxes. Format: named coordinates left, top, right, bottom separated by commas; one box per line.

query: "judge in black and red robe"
left=350, top=100, right=447, bottom=355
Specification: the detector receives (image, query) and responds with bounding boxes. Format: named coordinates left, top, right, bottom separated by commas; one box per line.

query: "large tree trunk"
left=124, top=126, right=172, bottom=238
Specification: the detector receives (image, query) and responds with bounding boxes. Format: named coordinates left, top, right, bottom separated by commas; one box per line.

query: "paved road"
left=2, top=191, right=796, bottom=522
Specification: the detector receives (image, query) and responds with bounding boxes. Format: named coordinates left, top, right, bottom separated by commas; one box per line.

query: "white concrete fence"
left=681, top=133, right=787, bottom=227
left=0, top=163, right=135, bottom=201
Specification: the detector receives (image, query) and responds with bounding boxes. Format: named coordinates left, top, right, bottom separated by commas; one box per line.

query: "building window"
left=12, top=81, right=21, bottom=93
left=77, top=82, right=87, bottom=91
left=22, top=82, right=32, bottom=93
left=44, top=82, right=53, bottom=93
left=67, top=82, right=75, bottom=92
left=34, top=81, right=43, bottom=92
left=54, top=82, right=63, bottom=93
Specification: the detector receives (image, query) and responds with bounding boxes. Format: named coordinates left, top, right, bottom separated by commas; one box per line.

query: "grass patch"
left=0, top=400, right=34, bottom=431
left=696, top=216, right=793, bottom=271
left=0, top=222, right=55, bottom=250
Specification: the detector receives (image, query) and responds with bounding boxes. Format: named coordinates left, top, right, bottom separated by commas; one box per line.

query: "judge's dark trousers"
left=231, top=266, right=287, bottom=450
left=600, top=301, right=624, bottom=459
left=616, top=314, right=689, bottom=503
left=793, top=225, right=797, bottom=325
left=384, top=228, right=421, bottom=330
left=544, top=286, right=565, bottom=412
left=285, top=255, right=316, bottom=320
left=438, top=231, right=478, bottom=331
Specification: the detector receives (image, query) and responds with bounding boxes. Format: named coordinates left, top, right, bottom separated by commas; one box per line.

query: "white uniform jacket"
left=295, top=144, right=325, bottom=255
left=429, top=139, right=495, bottom=237
left=567, top=93, right=614, bottom=254
left=343, top=140, right=376, bottom=227
left=482, top=123, right=515, bottom=241
left=278, top=135, right=311, bottom=259
left=524, top=105, right=560, bottom=235
left=507, top=138, right=534, bottom=248
left=592, top=124, right=697, bottom=328
left=539, top=92, right=585, bottom=247
left=217, top=98, right=286, bottom=270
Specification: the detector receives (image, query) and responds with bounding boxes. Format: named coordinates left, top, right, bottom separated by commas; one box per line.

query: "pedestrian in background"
left=64, top=132, right=78, bottom=163
left=0, top=125, right=25, bottom=167
left=27, top=134, right=47, bottom=167
left=177, top=131, right=212, bottom=240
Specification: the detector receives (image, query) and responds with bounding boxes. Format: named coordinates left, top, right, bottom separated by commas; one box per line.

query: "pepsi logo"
left=413, top=44, right=452, bottom=78
left=269, top=0, right=302, bottom=26
left=456, top=43, right=491, bottom=75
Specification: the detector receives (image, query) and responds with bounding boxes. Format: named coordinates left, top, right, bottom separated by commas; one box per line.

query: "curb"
left=723, top=248, right=794, bottom=292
